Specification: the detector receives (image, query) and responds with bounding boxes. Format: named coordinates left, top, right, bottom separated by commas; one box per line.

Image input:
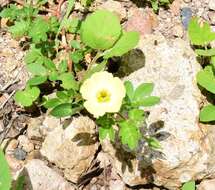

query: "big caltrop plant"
left=1, top=4, right=161, bottom=150
left=188, top=17, right=215, bottom=122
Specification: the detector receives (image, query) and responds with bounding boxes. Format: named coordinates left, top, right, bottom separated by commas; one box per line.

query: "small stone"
left=40, top=115, right=61, bottom=136
left=6, top=155, right=24, bottom=179
left=14, top=148, right=27, bottom=160
left=208, top=11, right=215, bottom=25
left=27, top=117, right=43, bottom=140
left=181, top=7, right=192, bottom=30
left=198, top=179, right=215, bottom=190
left=209, top=0, right=215, bottom=10
left=109, top=180, right=125, bottom=190
left=170, top=0, right=182, bottom=16
left=24, top=159, right=74, bottom=190
left=98, top=0, right=127, bottom=20
left=125, top=8, right=158, bottom=36
left=26, top=150, right=41, bottom=161
left=5, top=139, right=19, bottom=154
left=183, top=0, right=191, bottom=3
left=18, top=135, right=34, bottom=153
left=172, top=24, right=184, bottom=38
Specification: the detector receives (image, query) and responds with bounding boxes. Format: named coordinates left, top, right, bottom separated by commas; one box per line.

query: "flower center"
left=97, top=89, right=111, bottom=103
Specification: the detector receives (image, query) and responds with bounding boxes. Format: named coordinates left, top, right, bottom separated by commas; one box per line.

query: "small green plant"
left=1, top=2, right=161, bottom=152
left=188, top=17, right=215, bottom=122
left=181, top=181, right=195, bottom=190
left=150, top=0, right=171, bottom=12
left=0, top=149, right=12, bottom=190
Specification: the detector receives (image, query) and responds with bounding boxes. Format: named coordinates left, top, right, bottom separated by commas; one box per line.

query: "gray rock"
left=24, top=159, right=74, bottom=190
left=40, top=116, right=99, bottom=183
left=14, top=148, right=27, bottom=160
left=101, top=35, right=215, bottom=189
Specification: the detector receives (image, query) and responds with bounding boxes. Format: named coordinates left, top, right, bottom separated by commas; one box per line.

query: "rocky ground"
left=1, top=0, right=215, bottom=190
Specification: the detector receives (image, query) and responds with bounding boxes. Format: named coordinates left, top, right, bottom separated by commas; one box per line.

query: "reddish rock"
left=125, top=8, right=158, bottom=36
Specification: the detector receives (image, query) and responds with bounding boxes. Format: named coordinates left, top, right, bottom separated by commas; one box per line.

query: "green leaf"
left=58, top=73, right=78, bottom=90
left=134, top=83, right=154, bottom=100
left=80, top=10, right=122, bottom=50
left=188, top=17, right=215, bottom=45
left=99, top=126, right=115, bottom=141
left=62, top=18, right=81, bottom=33
left=0, top=4, right=19, bottom=20
left=82, top=60, right=107, bottom=81
left=135, top=96, right=160, bottom=107
left=48, top=16, right=59, bottom=33
left=200, top=104, right=215, bottom=122
left=197, top=66, right=215, bottom=94
left=81, top=0, right=94, bottom=6
left=181, top=181, right=195, bottom=190
left=24, top=47, right=42, bottom=64
left=27, top=76, right=47, bottom=86
left=58, top=60, right=68, bottom=73
left=49, top=71, right=58, bottom=81
left=119, top=120, right=141, bottom=149
left=195, top=48, right=215, bottom=56
left=151, top=0, right=159, bottom=12
left=29, top=17, right=49, bottom=43
left=103, top=31, right=140, bottom=59
left=14, top=87, right=40, bottom=107
left=9, top=20, right=30, bottom=38
left=0, top=149, right=12, bottom=190
left=50, top=103, right=73, bottom=117
left=43, top=98, right=62, bottom=109
left=43, top=58, right=56, bottom=71
left=70, top=40, right=81, bottom=49
left=128, top=109, right=145, bottom=122
left=124, top=81, right=134, bottom=101
left=14, top=175, right=25, bottom=190
left=147, top=137, right=161, bottom=149
left=70, top=51, right=84, bottom=64
left=27, top=63, right=47, bottom=76
left=56, top=91, right=69, bottom=101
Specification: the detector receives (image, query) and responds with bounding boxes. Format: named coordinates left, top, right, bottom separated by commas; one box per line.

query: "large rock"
left=40, top=116, right=99, bottom=183
left=101, top=35, right=215, bottom=189
left=24, top=159, right=74, bottom=190
left=198, top=179, right=215, bottom=190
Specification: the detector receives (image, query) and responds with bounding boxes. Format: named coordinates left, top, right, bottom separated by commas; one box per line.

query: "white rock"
left=109, top=180, right=125, bottom=190
left=209, top=0, right=215, bottom=10
left=198, top=179, right=215, bottom=190
left=24, top=159, right=74, bottom=190
left=40, top=116, right=99, bottom=183
left=101, top=35, right=215, bottom=189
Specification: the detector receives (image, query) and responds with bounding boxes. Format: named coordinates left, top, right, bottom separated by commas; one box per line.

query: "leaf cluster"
left=97, top=81, right=160, bottom=150
left=188, top=17, right=215, bottom=122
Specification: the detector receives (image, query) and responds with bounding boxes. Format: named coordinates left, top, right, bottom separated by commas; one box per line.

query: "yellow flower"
left=80, top=71, right=126, bottom=118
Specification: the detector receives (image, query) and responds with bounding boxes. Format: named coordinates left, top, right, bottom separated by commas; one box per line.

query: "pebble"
left=208, top=11, right=215, bottom=25
left=173, top=23, right=184, bottom=38
left=5, top=139, right=18, bottom=154
left=27, top=117, right=43, bottom=140
left=181, top=7, right=192, bottom=29
left=14, top=148, right=27, bottom=160
left=18, top=135, right=34, bottom=153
